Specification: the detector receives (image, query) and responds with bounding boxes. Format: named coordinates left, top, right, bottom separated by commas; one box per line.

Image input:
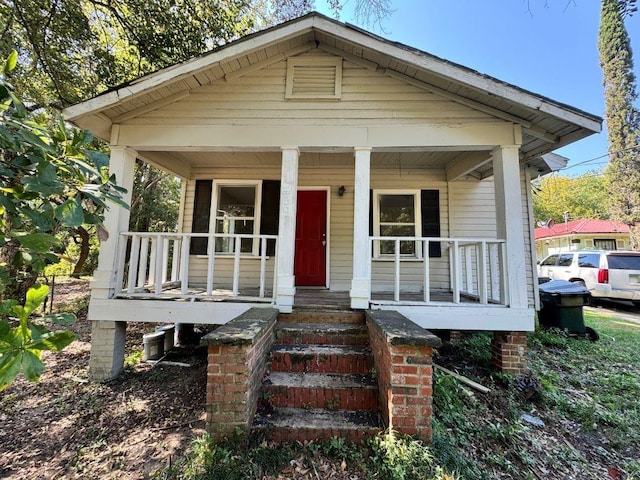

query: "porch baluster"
left=115, top=234, right=129, bottom=295
left=423, top=239, right=430, bottom=302
left=463, top=245, right=473, bottom=295
left=488, top=243, right=500, bottom=301
left=500, top=242, right=509, bottom=305
left=137, top=237, right=149, bottom=288
left=180, top=236, right=190, bottom=295
left=148, top=239, right=157, bottom=287
left=259, top=237, right=267, bottom=298
left=127, top=234, right=140, bottom=294
left=171, top=237, right=181, bottom=282
left=452, top=240, right=461, bottom=303
left=206, top=234, right=216, bottom=296
left=161, top=237, right=170, bottom=284
left=154, top=236, right=164, bottom=295
left=478, top=241, right=488, bottom=304
left=233, top=237, right=241, bottom=296
left=394, top=239, right=401, bottom=302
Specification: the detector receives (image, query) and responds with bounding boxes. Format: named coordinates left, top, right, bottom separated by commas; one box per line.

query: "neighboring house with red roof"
left=535, top=219, right=630, bottom=260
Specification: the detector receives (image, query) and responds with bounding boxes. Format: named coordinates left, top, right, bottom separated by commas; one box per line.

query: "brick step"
left=278, top=311, right=365, bottom=325
left=253, top=407, right=383, bottom=443
left=270, top=344, right=373, bottom=374
left=275, top=322, right=368, bottom=346
left=263, top=372, right=379, bottom=410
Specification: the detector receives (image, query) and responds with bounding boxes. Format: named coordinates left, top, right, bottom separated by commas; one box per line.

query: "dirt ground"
left=0, top=279, right=361, bottom=480
left=0, top=279, right=208, bottom=480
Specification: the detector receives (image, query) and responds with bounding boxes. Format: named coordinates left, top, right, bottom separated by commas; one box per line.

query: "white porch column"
left=493, top=146, right=528, bottom=308
left=275, top=147, right=299, bottom=312
left=350, top=147, right=372, bottom=309
left=91, top=146, right=137, bottom=299
left=88, top=146, right=136, bottom=382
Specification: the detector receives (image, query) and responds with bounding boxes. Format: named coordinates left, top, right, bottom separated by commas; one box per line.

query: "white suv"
left=537, top=250, right=640, bottom=306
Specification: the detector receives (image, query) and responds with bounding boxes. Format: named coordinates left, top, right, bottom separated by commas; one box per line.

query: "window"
left=594, top=239, right=617, bottom=250
left=606, top=254, right=640, bottom=270
left=540, top=255, right=559, bottom=267
left=578, top=253, right=600, bottom=268
left=190, top=180, right=280, bottom=256
left=557, top=253, right=574, bottom=267
left=371, top=189, right=441, bottom=259
left=374, top=191, right=421, bottom=257
left=214, top=182, right=261, bottom=254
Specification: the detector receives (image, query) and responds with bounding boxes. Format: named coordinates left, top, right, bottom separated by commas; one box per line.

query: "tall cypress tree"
left=599, top=0, right=640, bottom=248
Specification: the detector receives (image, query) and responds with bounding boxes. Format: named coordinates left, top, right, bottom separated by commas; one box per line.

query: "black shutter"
left=421, top=190, right=441, bottom=257
left=190, top=180, right=212, bottom=255
left=260, top=180, right=280, bottom=255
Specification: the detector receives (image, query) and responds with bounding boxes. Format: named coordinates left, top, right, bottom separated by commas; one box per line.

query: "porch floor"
left=116, top=285, right=479, bottom=309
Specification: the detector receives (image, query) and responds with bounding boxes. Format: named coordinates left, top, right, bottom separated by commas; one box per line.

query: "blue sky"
left=316, top=0, right=640, bottom=176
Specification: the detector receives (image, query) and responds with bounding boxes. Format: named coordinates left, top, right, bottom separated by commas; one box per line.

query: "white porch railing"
left=115, top=232, right=278, bottom=302
left=370, top=236, right=508, bottom=306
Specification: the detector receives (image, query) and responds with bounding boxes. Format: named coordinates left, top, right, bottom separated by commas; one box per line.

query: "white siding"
left=179, top=153, right=451, bottom=292
left=126, top=52, right=495, bottom=129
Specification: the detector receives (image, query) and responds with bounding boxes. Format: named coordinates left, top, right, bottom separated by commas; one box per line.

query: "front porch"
left=93, top=229, right=532, bottom=330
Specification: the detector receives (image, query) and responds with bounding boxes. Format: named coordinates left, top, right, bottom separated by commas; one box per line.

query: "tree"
left=261, top=0, right=392, bottom=29
left=599, top=0, right=640, bottom=249
left=532, top=172, right=611, bottom=223
left=0, top=52, right=126, bottom=390
left=129, top=161, right=180, bottom=233
left=0, top=0, right=256, bottom=109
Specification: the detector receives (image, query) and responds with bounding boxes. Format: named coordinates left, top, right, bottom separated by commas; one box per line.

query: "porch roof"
left=63, top=12, right=601, bottom=166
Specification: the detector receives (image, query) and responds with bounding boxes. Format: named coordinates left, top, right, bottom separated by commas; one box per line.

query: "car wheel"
left=585, top=326, right=599, bottom=342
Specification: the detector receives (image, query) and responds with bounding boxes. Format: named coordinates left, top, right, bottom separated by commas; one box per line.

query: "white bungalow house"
left=63, top=13, right=601, bottom=383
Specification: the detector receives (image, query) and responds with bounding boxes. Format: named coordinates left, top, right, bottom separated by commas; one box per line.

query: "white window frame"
left=372, top=189, right=422, bottom=259
left=210, top=180, right=262, bottom=256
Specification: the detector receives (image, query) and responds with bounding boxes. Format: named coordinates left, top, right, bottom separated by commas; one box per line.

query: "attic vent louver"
left=286, top=57, right=342, bottom=99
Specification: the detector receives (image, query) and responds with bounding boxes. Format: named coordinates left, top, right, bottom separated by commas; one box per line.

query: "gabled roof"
left=63, top=11, right=601, bottom=161
left=535, top=219, right=630, bottom=240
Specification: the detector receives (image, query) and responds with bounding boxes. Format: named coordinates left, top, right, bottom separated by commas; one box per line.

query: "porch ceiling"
left=64, top=13, right=601, bottom=169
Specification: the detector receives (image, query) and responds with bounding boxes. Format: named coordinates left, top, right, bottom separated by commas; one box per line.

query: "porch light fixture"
left=338, top=185, right=346, bottom=197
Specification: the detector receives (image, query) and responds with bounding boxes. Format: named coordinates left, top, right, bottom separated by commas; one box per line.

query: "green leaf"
left=17, top=233, right=59, bottom=253
left=0, top=353, right=22, bottom=392
left=42, top=312, right=76, bottom=326
left=25, top=284, right=49, bottom=315
left=0, top=319, right=10, bottom=341
left=30, top=330, right=76, bottom=351
left=55, top=198, right=84, bottom=227
left=22, top=162, right=63, bottom=196
left=20, top=350, right=44, bottom=382
left=3, top=51, right=17, bottom=74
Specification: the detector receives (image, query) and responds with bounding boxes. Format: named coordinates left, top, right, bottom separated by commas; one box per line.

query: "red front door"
left=295, top=190, right=327, bottom=286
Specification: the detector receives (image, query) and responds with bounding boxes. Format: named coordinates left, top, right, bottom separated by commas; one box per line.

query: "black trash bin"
left=538, top=280, right=598, bottom=341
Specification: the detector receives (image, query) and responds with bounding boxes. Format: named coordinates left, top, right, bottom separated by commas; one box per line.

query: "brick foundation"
left=365, top=311, right=441, bottom=440
left=201, top=308, right=278, bottom=440
left=491, top=331, right=527, bottom=374
left=89, top=320, right=127, bottom=381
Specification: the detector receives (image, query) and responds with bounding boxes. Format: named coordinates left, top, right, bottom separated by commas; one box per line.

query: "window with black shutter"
left=370, top=189, right=441, bottom=258
left=190, top=179, right=280, bottom=256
